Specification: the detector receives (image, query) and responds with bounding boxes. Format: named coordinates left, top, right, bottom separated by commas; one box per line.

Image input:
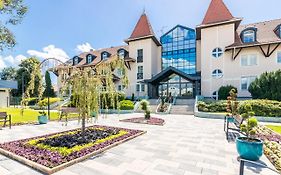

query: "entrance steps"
left=169, top=105, right=194, bottom=115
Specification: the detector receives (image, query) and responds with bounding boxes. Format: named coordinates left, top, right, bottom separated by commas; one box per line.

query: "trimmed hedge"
left=197, top=100, right=227, bottom=112
left=120, top=100, right=134, bottom=110
left=239, top=100, right=281, bottom=117
left=197, top=99, right=281, bottom=117
left=37, top=98, right=61, bottom=107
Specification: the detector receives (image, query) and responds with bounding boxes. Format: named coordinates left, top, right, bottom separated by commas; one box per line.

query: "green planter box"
left=38, top=115, right=48, bottom=124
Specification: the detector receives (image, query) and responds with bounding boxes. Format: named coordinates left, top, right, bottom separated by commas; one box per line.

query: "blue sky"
left=1, top=0, right=281, bottom=69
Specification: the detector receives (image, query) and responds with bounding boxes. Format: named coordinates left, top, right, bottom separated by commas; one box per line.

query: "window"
left=118, top=85, right=122, bottom=91
left=73, top=56, right=79, bottom=65
left=212, top=48, right=223, bottom=58
left=118, top=50, right=125, bottom=59
left=241, top=76, right=256, bottom=90
left=212, top=69, right=223, bottom=79
left=137, top=49, right=143, bottom=63
left=137, top=66, right=143, bottom=79
left=242, top=29, right=256, bottom=43
left=136, top=84, right=140, bottom=92
left=212, top=91, right=218, bottom=100
left=102, top=52, right=108, bottom=60
left=241, top=54, right=257, bottom=66
left=278, top=52, right=281, bottom=63
left=87, top=55, right=93, bottom=63
left=141, top=84, right=145, bottom=92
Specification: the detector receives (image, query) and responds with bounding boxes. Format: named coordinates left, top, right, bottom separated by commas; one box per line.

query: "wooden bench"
left=224, top=115, right=244, bottom=139
left=59, top=107, right=79, bottom=123
left=0, top=112, right=11, bottom=129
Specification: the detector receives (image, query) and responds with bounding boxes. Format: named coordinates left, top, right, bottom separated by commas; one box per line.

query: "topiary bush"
left=218, top=85, right=237, bottom=100
left=249, top=69, right=281, bottom=101
left=120, top=100, right=134, bottom=110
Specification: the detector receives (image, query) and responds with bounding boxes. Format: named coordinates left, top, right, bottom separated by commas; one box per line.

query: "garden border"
left=0, top=130, right=146, bottom=174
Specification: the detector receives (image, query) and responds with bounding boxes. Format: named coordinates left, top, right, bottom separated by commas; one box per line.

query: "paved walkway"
left=0, top=113, right=278, bottom=175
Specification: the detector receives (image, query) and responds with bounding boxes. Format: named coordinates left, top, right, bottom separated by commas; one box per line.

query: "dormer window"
left=86, top=54, right=94, bottom=64
left=73, top=56, right=80, bottom=65
left=101, top=52, right=108, bottom=60
left=274, top=25, right=281, bottom=38
left=241, top=28, right=257, bottom=43
left=118, top=49, right=125, bottom=59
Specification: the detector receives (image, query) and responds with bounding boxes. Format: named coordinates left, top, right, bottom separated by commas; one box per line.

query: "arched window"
left=73, top=56, right=79, bottom=65
left=212, top=69, right=223, bottom=79
left=118, top=49, right=125, bottom=59
left=241, top=28, right=257, bottom=43
left=212, top=48, right=223, bottom=58
left=101, top=52, right=108, bottom=60
left=86, top=54, right=93, bottom=64
left=274, top=25, right=281, bottom=38
left=212, top=91, right=218, bottom=100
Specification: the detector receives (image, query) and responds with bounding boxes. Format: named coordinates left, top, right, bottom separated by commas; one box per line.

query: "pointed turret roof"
left=202, top=0, right=234, bottom=25
left=126, top=12, right=161, bottom=46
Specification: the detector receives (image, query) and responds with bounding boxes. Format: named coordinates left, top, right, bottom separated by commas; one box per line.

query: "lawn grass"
left=266, top=125, right=281, bottom=134
left=0, top=108, right=78, bottom=124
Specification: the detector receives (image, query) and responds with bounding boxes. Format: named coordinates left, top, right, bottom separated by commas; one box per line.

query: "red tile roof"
left=128, top=13, right=155, bottom=39
left=202, top=0, right=234, bottom=25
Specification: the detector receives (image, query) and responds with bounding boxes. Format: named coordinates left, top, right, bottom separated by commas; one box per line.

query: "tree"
left=0, top=0, right=28, bottom=51
left=24, top=56, right=128, bottom=139
left=249, top=70, right=281, bottom=101
left=16, top=57, right=41, bottom=97
left=218, top=85, right=237, bottom=100
left=0, top=66, right=17, bottom=80
left=43, top=71, right=56, bottom=97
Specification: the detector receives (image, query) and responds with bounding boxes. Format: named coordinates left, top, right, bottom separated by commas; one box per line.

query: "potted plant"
left=140, top=100, right=151, bottom=120
left=38, top=111, right=48, bottom=124
left=226, top=89, right=239, bottom=122
left=236, top=104, right=263, bottom=161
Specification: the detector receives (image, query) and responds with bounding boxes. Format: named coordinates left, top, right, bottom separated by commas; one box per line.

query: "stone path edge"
left=0, top=130, right=147, bottom=174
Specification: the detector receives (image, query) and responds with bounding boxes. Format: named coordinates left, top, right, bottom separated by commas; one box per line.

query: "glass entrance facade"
left=159, top=25, right=196, bottom=98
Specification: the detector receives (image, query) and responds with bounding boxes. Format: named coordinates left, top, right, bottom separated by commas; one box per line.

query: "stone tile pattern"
left=0, top=113, right=278, bottom=175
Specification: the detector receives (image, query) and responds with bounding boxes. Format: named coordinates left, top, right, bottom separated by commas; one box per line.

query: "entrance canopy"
left=144, top=66, right=201, bottom=85
left=142, top=67, right=201, bottom=99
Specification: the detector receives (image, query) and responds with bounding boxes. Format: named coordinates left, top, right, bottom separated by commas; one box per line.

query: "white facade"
left=0, top=89, right=10, bottom=107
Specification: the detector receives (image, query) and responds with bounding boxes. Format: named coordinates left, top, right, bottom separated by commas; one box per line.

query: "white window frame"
left=136, top=84, right=140, bottom=92
left=212, top=69, right=223, bottom=79
left=212, top=91, right=218, bottom=100
left=243, top=30, right=255, bottom=43
left=87, top=55, right=92, bottom=63
left=212, top=48, right=223, bottom=58
left=141, top=84, right=145, bottom=92
left=241, top=54, right=257, bottom=66
left=102, top=52, right=108, bottom=60
left=241, top=76, right=257, bottom=91
left=118, top=50, right=125, bottom=59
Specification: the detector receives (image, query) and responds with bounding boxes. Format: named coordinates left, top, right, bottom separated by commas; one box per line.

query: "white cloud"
left=0, top=54, right=27, bottom=70
left=27, top=45, right=69, bottom=63
left=75, top=42, right=94, bottom=53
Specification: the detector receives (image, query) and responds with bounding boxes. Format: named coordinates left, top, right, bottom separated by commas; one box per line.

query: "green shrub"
left=249, top=69, right=281, bottom=101
left=197, top=100, right=227, bottom=112
left=218, top=85, right=237, bottom=100
left=239, top=100, right=281, bottom=117
left=100, top=92, right=126, bottom=109
left=38, top=98, right=61, bottom=107
left=120, top=100, right=134, bottom=110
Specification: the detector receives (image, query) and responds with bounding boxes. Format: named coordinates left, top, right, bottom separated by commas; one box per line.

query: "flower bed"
left=120, top=117, right=165, bottom=126
left=256, top=126, right=281, bottom=171
left=0, top=125, right=145, bottom=174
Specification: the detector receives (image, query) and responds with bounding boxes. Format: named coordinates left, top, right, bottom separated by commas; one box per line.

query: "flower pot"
left=38, top=115, right=48, bottom=124
left=236, top=137, right=263, bottom=161
left=91, top=112, right=97, bottom=118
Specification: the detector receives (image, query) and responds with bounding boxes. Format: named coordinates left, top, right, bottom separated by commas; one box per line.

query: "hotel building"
left=57, top=0, right=281, bottom=99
